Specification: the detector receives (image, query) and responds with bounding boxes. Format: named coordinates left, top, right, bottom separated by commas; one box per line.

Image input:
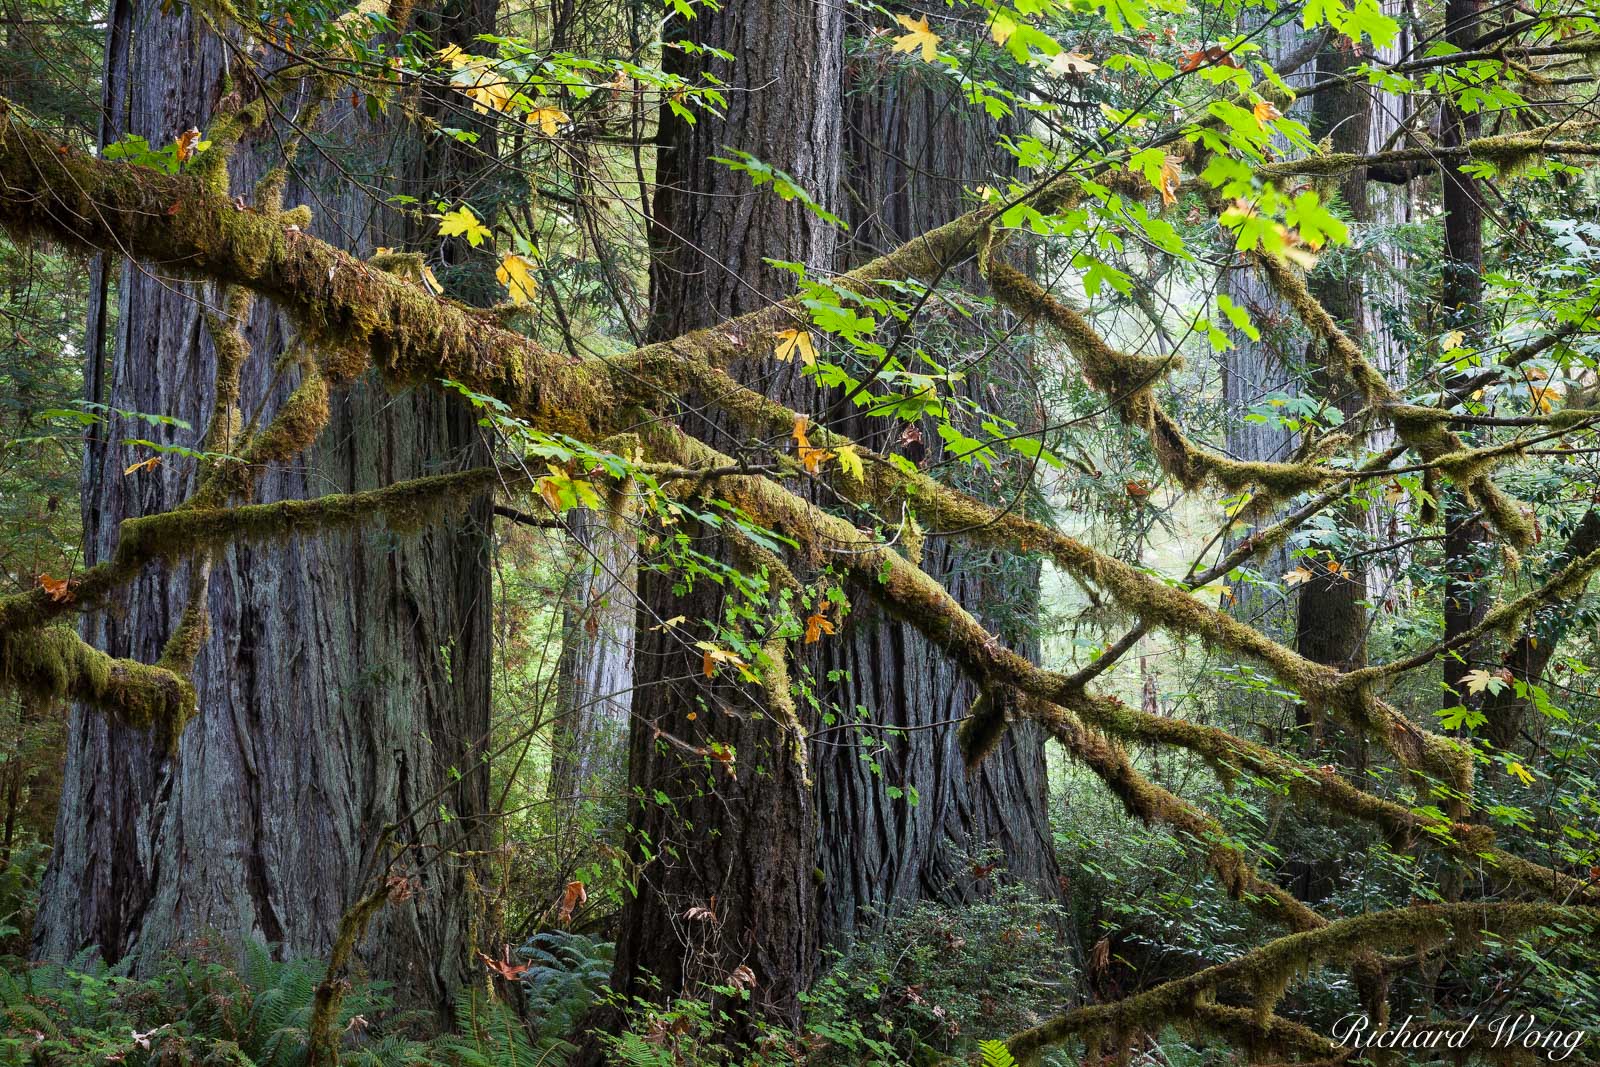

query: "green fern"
left=978, top=1038, right=1019, bottom=1067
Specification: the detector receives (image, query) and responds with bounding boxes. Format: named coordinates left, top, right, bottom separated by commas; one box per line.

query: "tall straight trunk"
left=36, top=0, right=495, bottom=1017
left=1439, top=0, right=1490, bottom=703
left=814, top=52, right=1058, bottom=943
left=597, top=0, right=843, bottom=1040
left=549, top=510, right=633, bottom=805
left=1220, top=15, right=1312, bottom=639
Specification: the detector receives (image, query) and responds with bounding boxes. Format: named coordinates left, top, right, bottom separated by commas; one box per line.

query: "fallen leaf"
left=891, top=14, right=940, bottom=63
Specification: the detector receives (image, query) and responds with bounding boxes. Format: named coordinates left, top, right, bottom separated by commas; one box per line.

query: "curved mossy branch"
left=1053, top=688, right=1598, bottom=904
left=986, top=261, right=1350, bottom=502
left=1253, top=128, right=1600, bottom=184
left=639, top=421, right=1468, bottom=788
left=1039, top=697, right=1326, bottom=933
left=1003, top=902, right=1600, bottom=1063
left=1252, top=252, right=1534, bottom=549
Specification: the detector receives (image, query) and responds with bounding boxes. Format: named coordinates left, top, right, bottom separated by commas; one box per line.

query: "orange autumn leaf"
left=1253, top=99, right=1281, bottom=123
left=1157, top=154, right=1182, bottom=207
left=804, top=612, right=836, bottom=644
left=175, top=126, right=202, bottom=163
left=478, top=944, right=531, bottom=981
left=37, top=574, right=72, bottom=603
left=124, top=455, right=161, bottom=476
left=792, top=415, right=833, bottom=474
left=557, top=879, right=586, bottom=925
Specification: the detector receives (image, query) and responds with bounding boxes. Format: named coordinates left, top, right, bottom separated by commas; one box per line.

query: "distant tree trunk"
left=1439, top=0, right=1491, bottom=704
left=549, top=510, right=633, bottom=806
left=1296, top=46, right=1375, bottom=692
left=595, top=0, right=843, bottom=1043
left=36, top=0, right=495, bottom=1018
left=1220, top=15, right=1310, bottom=640
left=814, top=49, right=1059, bottom=943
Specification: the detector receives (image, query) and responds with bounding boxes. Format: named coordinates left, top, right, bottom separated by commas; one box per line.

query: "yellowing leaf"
left=437, top=204, right=491, bottom=247
left=527, top=106, right=569, bottom=136
left=1506, top=760, right=1535, bottom=786
left=773, top=328, right=816, bottom=365
left=792, top=416, right=833, bottom=474
left=696, top=642, right=750, bottom=679
left=496, top=253, right=538, bottom=304
left=1529, top=383, right=1563, bottom=413
left=1049, top=51, right=1099, bottom=76
left=891, top=14, right=940, bottom=63
left=1284, top=566, right=1313, bottom=587
left=123, top=455, right=161, bottom=476
left=1157, top=154, right=1182, bottom=206
left=1252, top=99, right=1281, bottom=123
left=1440, top=329, right=1466, bottom=351
left=835, top=443, right=864, bottom=483
left=1461, top=668, right=1501, bottom=696
left=989, top=12, right=1016, bottom=45
left=650, top=614, right=688, bottom=632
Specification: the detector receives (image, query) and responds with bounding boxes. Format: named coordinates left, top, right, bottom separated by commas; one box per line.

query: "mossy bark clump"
left=0, top=625, right=195, bottom=740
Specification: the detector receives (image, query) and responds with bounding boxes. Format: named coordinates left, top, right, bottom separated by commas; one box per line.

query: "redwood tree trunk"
left=599, top=0, right=843, bottom=1039
left=815, top=51, right=1058, bottom=942
left=36, top=0, right=494, bottom=1018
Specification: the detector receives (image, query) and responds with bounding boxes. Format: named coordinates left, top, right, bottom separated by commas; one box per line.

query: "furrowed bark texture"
left=814, top=50, right=1058, bottom=942
left=601, top=0, right=843, bottom=1040
left=35, top=0, right=493, bottom=1017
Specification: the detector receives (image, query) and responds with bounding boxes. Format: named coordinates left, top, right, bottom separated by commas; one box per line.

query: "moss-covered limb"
left=1252, top=252, right=1534, bottom=549
left=1040, top=697, right=1327, bottom=934
left=156, top=556, right=212, bottom=677
left=308, top=880, right=393, bottom=1067
left=1254, top=134, right=1600, bottom=183
left=0, top=624, right=196, bottom=740
left=1341, top=541, right=1600, bottom=689
left=987, top=261, right=1348, bottom=500
left=1054, top=688, right=1599, bottom=904
left=638, top=424, right=1462, bottom=796
left=1004, top=903, right=1600, bottom=1063
left=0, top=101, right=608, bottom=435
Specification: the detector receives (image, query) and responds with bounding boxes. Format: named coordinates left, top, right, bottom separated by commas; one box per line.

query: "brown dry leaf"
left=728, top=964, right=758, bottom=991
left=479, top=944, right=532, bottom=981
left=1157, top=154, right=1182, bottom=206
left=803, top=612, right=835, bottom=644
left=175, top=127, right=201, bottom=163
left=37, top=574, right=72, bottom=603
left=557, top=879, right=587, bottom=925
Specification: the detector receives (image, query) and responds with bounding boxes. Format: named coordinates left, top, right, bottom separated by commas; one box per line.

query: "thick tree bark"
left=814, top=53, right=1058, bottom=942
left=35, top=0, right=494, bottom=1018
left=598, top=0, right=843, bottom=1042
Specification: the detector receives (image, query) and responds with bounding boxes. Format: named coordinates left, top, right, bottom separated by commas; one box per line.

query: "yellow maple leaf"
left=527, top=106, right=569, bottom=136
left=773, top=328, right=816, bottom=366
left=123, top=455, right=161, bottom=475
left=1284, top=566, right=1313, bottom=587
left=1440, top=329, right=1466, bottom=351
left=891, top=14, right=940, bottom=63
left=650, top=614, right=688, bottom=632
left=1252, top=99, right=1281, bottom=123
left=1506, top=760, right=1535, bottom=786
left=989, top=12, right=1016, bottom=45
left=835, top=443, right=864, bottom=483
left=1529, top=383, right=1563, bottom=413
left=437, top=204, right=491, bottom=247
left=496, top=253, right=538, bottom=304
left=791, top=415, right=833, bottom=474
